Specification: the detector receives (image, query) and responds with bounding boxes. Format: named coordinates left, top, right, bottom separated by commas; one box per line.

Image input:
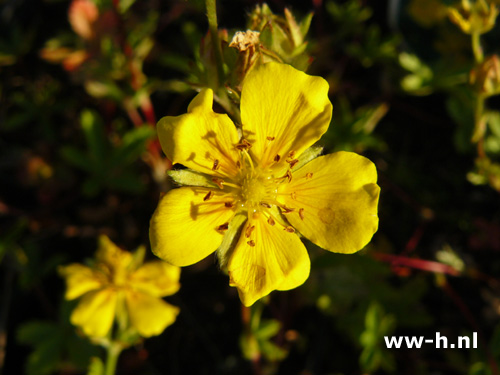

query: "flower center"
left=239, top=170, right=276, bottom=210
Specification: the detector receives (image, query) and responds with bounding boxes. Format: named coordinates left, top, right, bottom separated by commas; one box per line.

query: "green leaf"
left=81, top=110, right=107, bottom=161
left=60, top=146, right=94, bottom=172
left=260, top=340, right=288, bottom=361
left=87, top=357, right=105, bottom=375
left=255, top=319, right=281, bottom=340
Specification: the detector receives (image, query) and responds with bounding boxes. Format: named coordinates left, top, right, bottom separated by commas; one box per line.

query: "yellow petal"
left=278, top=152, right=380, bottom=254
left=70, top=289, right=117, bottom=337
left=58, top=264, right=103, bottom=300
left=130, top=261, right=181, bottom=297
left=240, top=62, right=332, bottom=168
left=227, top=213, right=310, bottom=306
left=157, top=89, right=241, bottom=177
left=125, top=290, right=179, bottom=337
left=95, top=235, right=132, bottom=271
left=150, top=187, right=236, bottom=266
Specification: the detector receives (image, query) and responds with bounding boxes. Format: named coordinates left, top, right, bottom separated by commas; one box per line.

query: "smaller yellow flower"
left=448, top=0, right=499, bottom=35
left=59, top=235, right=180, bottom=338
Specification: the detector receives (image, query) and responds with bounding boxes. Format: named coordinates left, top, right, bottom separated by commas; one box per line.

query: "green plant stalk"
left=471, top=32, right=484, bottom=64
left=205, top=0, right=241, bottom=123
left=471, top=31, right=486, bottom=157
left=206, top=0, right=225, bottom=90
left=105, top=342, right=123, bottom=375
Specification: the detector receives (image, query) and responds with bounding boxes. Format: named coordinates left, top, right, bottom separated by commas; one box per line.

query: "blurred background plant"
left=2, top=0, right=500, bottom=374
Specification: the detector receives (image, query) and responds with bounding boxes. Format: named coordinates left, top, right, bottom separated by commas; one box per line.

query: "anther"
left=305, top=172, right=313, bottom=180
left=236, top=160, right=241, bottom=169
left=212, top=177, right=225, bottom=189
left=281, top=206, right=295, bottom=214
left=290, top=191, right=297, bottom=200
left=224, top=201, right=234, bottom=208
left=245, top=225, right=255, bottom=238
left=267, top=136, right=275, bottom=141
left=247, top=240, right=256, bottom=247
left=284, top=170, right=292, bottom=182
left=287, top=159, right=299, bottom=168
left=299, top=208, right=305, bottom=220
left=236, top=139, right=252, bottom=151
left=203, top=191, right=214, bottom=201
left=212, top=159, right=220, bottom=171
left=267, top=217, right=275, bottom=226
left=260, top=202, right=271, bottom=208
left=216, top=223, right=229, bottom=232
left=274, top=154, right=281, bottom=162
left=284, top=226, right=295, bottom=233
left=288, top=150, right=296, bottom=159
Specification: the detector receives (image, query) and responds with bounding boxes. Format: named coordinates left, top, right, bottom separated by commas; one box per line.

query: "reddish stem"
left=372, top=253, right=460, bottom=276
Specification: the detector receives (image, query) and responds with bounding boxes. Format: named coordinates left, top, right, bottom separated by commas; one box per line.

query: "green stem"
left=105, top=342, right=123, bottom=375
left=206, top=0, right=225, bottom=89
left=472, top=32, right=484, bottom=64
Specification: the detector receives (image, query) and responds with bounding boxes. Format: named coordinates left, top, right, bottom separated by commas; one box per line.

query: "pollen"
left=267, top=136, right=275, bottom=141
left=284, top=226, right=295, bottom=233
left=247, top=240, right=256, bottom=247
left=267, top=217, right=275, bottom=226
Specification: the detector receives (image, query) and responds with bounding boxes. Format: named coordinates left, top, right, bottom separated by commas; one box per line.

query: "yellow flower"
left=448, top=0, right=499, bottom=35
left=59, top=235, right=180, bottom=338
left=150, top=62, right=380, bottom=306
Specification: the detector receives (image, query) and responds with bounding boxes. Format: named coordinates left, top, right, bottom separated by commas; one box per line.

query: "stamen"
left=242, top=150, right=254, bottom=171
left=236, top=160, right=241, bottom=169
left=236, top=139, right=252, bottom=151
left=216, top=223, right=229, bottom=232
left=260, top=202, right=272, bottom=208
left=274, top=170, right=292, bottom=183
left=288, top=150, right=296, bottom=159
left=212, top=159, right=220, bottom=171
left=290, top=192, right=297, bottom=200
left=245, top=225, right=255, bottom=238
left=224, top=201, right=234, bottom=208
left=267, top=217, right=275, bottom=226
left=284, top=226, right=295, bottom=233
left=274, top=154, right=281, bottom=162
left=247, top=240, right=256, bottom=247
left=212, top=178, right=225, bottom=189
left=203, top=191, right=214, bottom=201
left=267, top=136, right=275, bottom=141
left=299, top=208, right=305, bottom=220
left=306, top=172, right=313, bottom=180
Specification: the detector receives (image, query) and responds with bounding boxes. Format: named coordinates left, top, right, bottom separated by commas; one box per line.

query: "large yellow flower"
left=59, top=235, right=180, bottom=338
left=150, top=62, right=380, bottom=306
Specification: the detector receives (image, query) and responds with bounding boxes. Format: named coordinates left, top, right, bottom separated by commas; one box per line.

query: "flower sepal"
left=168, top=169, right=220, bottom=188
